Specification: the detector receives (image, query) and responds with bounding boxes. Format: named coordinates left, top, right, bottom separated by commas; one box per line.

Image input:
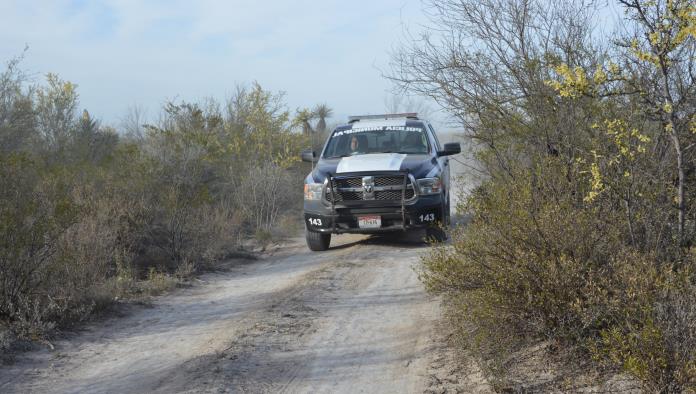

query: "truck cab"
left=301, top=113, right=461, bottom=251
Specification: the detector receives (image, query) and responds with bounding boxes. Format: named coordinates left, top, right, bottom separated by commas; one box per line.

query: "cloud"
left=0, top=1, right=428, bottom=125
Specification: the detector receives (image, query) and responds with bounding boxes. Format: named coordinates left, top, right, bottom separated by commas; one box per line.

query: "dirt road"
left=0, top=233, right=489, bottom=393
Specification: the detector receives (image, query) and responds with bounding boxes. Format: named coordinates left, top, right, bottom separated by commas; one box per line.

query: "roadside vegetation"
left=392, top=0, right=696, bottom=391
left=0, top=56, right=328, bottom=349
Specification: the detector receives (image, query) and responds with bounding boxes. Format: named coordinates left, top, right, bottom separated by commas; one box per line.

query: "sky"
left=0, top=0, right=433, bottom=128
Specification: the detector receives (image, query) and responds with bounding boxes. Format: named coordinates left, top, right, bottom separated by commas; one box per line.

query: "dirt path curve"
left=0, top=233, right=489, bottom=393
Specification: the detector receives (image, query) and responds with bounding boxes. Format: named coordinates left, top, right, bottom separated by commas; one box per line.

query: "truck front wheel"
left=426, top=226, right=448, bottom=242
left=306, top=229, right=331, bottom=251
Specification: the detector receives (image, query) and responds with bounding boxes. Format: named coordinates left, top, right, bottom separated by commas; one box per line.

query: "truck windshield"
left=323, top=126, right=429, bottom=158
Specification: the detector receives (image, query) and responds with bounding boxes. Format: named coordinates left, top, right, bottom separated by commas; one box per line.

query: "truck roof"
left=347, top=113, right=419, bottom=123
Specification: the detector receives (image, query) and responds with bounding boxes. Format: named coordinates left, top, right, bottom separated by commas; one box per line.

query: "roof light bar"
left=347, top=113, right=419, bottom=123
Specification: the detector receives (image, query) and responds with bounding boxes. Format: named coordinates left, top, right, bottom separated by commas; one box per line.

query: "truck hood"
left=308, top=153, right=437, bottom=183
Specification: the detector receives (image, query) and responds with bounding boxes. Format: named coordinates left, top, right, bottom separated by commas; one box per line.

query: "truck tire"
left=426, top=226, right=447, bottom=242
left=445, top=202, right=451, bottom=225
left=429, top=198, right=448, bottom=243
left=306, top=229, right=331, bottom=251
left=443, top=192, right=451, bottom=226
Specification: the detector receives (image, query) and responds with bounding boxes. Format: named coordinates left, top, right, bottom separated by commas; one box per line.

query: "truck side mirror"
left=301, top=149, right=317, bottom=162
left=437, top=142, right=461, bottom=157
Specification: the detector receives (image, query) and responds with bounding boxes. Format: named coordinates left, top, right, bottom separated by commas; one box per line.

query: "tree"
left=313, top=104, right=333, bottom=133
left=294, top=107, right=315, bottom=136
left=0, top=56, right=317, bottom=342
left=0, top=54, right=36, bottom=154
left=120, top=105, right=148, bottom=140
left=36, top=73, right=78, bottom=152
left=388, top=0, right=602, bottom=174
left=617, top=0, right=696, bottom=245
left=547, top=0, right=696, bottom=246
left=384, top=94, right=432, bottom=120
left=391, top=0, right=696, bottom=389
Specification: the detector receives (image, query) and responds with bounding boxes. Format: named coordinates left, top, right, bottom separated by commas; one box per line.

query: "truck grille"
left=326, top=175, right=415, bottom=202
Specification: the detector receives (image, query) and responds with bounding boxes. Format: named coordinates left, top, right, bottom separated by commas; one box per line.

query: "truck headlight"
left=304, top=183, right=323, bottom=200
left=417, top=177, right=442, bottom=195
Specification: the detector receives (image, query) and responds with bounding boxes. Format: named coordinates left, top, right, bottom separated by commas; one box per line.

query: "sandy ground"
left=0, top=233, right=490, bottom=394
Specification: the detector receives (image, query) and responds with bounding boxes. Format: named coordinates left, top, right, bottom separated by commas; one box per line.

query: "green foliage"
left=0, top=62, right=315, bottom=341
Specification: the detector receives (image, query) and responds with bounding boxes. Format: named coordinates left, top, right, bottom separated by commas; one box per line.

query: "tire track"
left=0, top=233, right=487, bottom=393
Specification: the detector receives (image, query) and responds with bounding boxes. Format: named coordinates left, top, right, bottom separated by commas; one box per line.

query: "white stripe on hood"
left=336, top=153, right=407, bottom=173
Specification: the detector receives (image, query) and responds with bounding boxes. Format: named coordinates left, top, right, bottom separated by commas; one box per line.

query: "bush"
left=0, top=62, right=314, bottom=342
left=395, top=0, right=695, bottom=390
left=0, top=155, right=80, bottom=330
left=593, top=259, right=696, bottom=392
left=422, top=159, right=696, bottom=391
left=234, top=162, right=298, bottom=234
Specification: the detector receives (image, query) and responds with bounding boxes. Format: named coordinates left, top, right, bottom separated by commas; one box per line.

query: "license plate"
left=358, top=215, right=381, bottom=229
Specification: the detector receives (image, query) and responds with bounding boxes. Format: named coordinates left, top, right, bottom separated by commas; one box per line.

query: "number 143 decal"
left=419, top=213, right=436, bottom=222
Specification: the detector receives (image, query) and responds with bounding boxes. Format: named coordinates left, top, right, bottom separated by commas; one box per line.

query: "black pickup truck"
left=301, top=113, right=461, bottom=251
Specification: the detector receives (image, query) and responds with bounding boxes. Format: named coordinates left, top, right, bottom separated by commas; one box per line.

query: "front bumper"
left=304, top=194, right=444, bottom=234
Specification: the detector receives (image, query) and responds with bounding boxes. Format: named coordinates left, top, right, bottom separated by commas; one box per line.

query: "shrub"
left=592, top=259, right=696, bottom=392
left=0, top=61, right=313, bottom=342
left=0, top=155, right=80, bottom=329
left=396, top=0, right=695, bottom=390
left=234, top=162, right=298, bottom=234
left=422, top=159, right=696, bottom=391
